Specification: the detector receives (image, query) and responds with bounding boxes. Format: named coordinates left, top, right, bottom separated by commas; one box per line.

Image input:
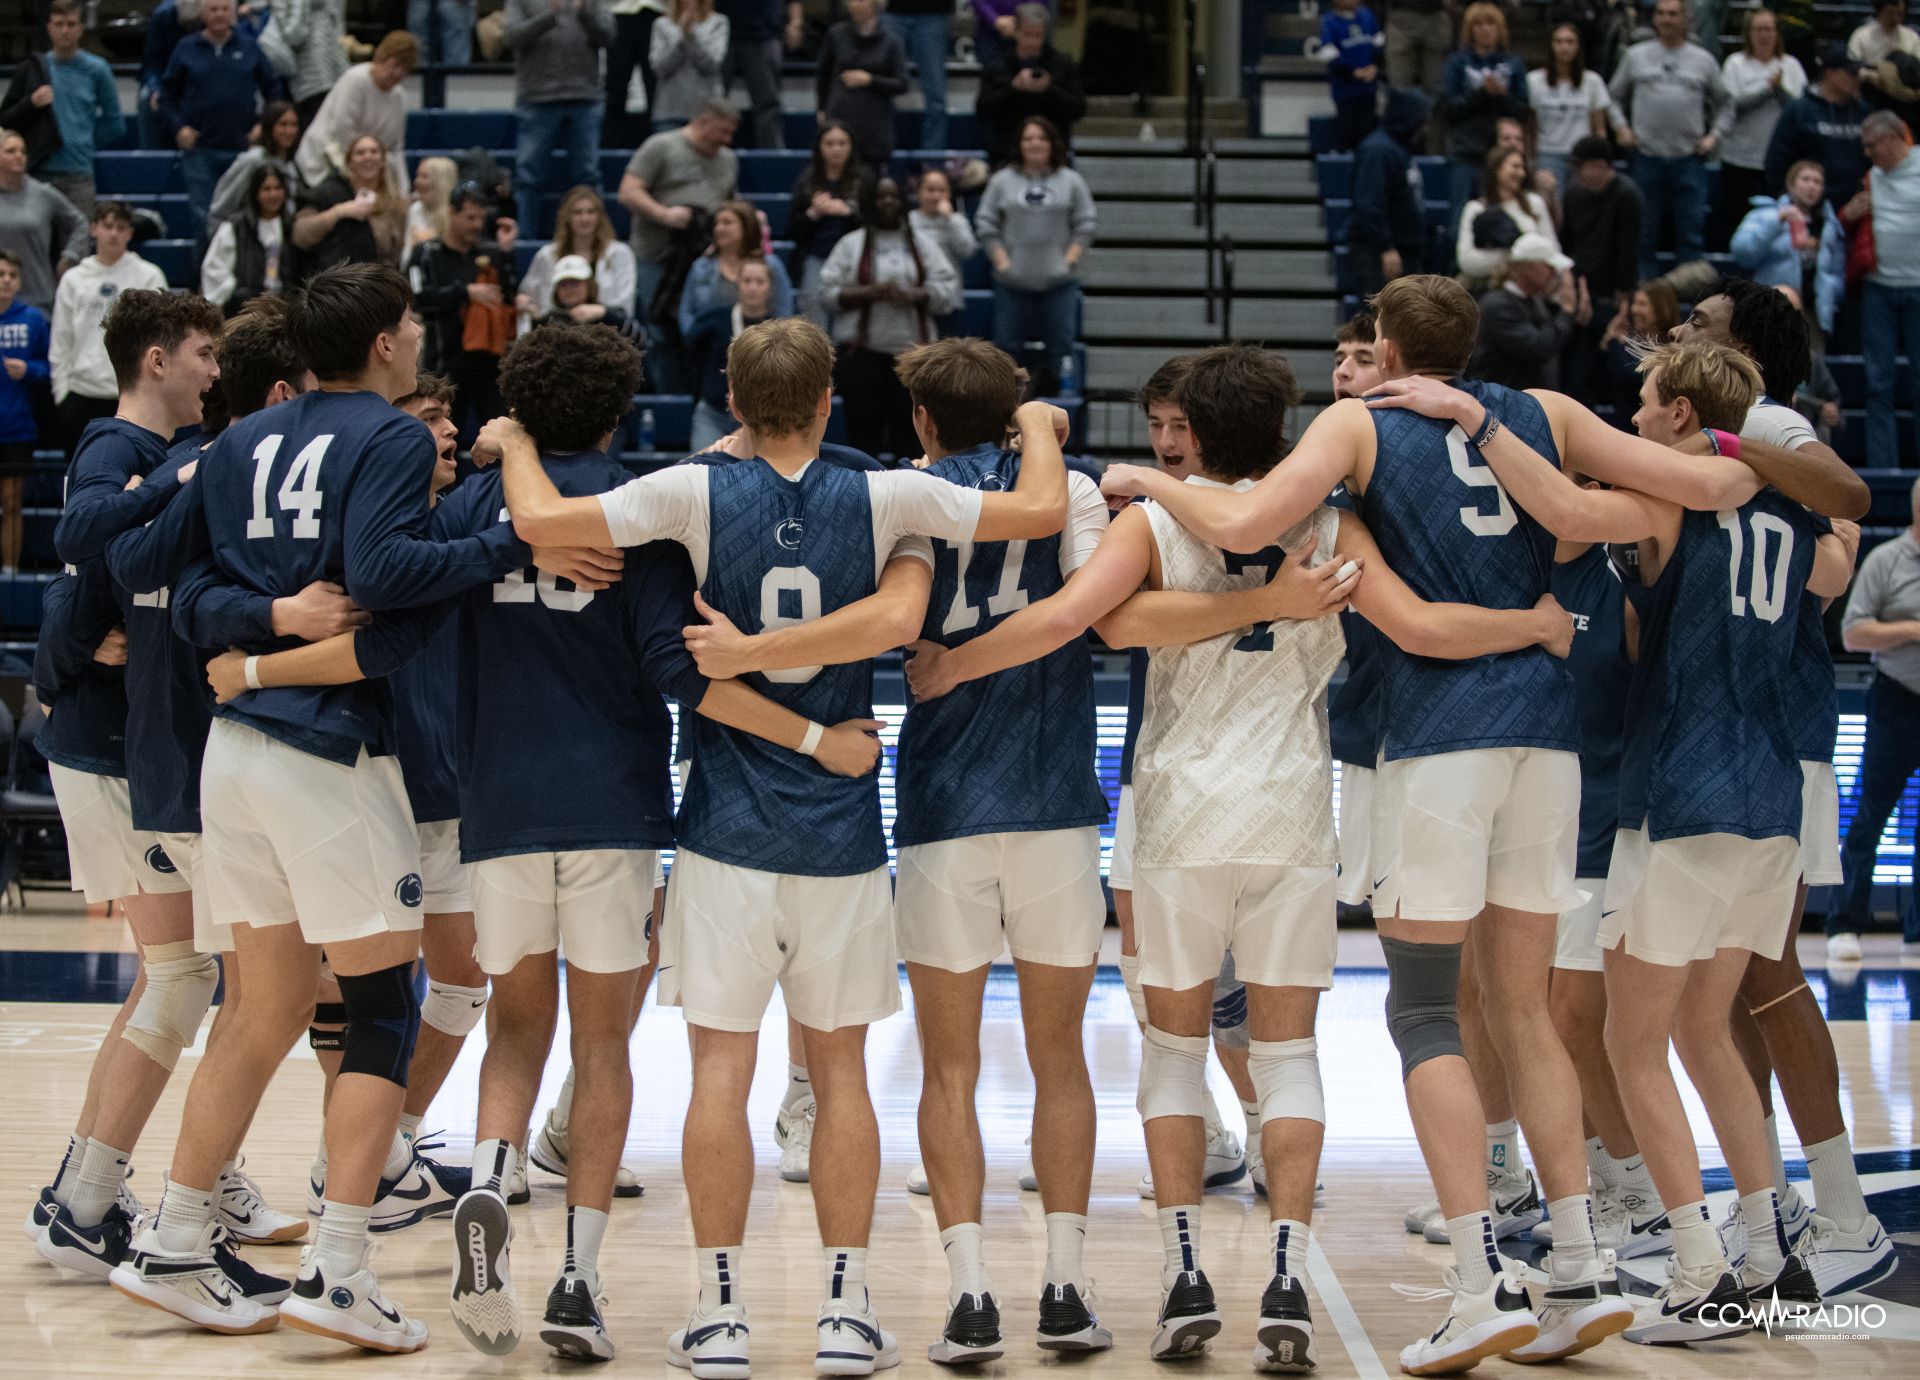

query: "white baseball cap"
left=1508, top=233, right=1572, bottom=272
left=552, top=254, right=594, bottom=283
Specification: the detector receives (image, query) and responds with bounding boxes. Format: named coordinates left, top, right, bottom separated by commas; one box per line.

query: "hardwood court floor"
left=2, top=916, right=1918, bottom=1378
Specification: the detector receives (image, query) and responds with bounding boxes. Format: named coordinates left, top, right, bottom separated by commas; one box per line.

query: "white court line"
left=1308, top=1235, right=1391, bottom=1380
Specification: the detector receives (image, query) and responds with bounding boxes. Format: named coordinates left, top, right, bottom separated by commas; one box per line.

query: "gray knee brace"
left=1381, top=935, right=1465, bottom=1080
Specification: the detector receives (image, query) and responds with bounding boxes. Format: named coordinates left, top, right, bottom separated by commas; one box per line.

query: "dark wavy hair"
left=1712, top=276, right=1813, bottom=401
left=498, top=322, right=645, bottom=453
left=102, top=288, right=224, bottom=390
left=1173, top=343, right=1302, bottom=482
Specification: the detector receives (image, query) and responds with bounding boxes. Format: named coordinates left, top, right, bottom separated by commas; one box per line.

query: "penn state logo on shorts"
left=394, top=873, right=424, bottom=908
left=774, top=517, right=804, bottom=550
left=144, top=843, right=177, bottom=875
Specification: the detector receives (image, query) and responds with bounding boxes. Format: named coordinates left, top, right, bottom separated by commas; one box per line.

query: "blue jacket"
left=1349, top=86, right=1430, bottom=259
left=1440, top=47, right=1529, bottom=165
left=1730, top=195, right=1846, bottom=335
left=0, top=299, right=48, bottom=445
left=160, top=30, right=276, bottom=151
left=1318, top=9, right=1383, bottom=104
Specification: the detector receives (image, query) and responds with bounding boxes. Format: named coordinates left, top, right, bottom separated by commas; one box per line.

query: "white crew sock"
left=1585, top=1137, right=1615, bottom=1193
left=1270, top=1218, right=1309, bottom=1280
left=1546, top=1194, right=1598, bottom=1275
left=1043, top=1211, right=1087, bottom=1288
left=1241, top=1099, right=1263, bottom=1156
left=397, top=1112, right=423, bottom=1146
left=1804, top=1129, right=1869, bottom=1232
left=1485, top=1119, right=1522, bottom=1178
left=1157, top=1205, right=1202, bottom=1287
left=381, top=1126, right=412, bottom=1180
left=49, top=1134, right=85, bottom=1206
left=564, top=1204, right=608, bottom=1290
left=699, top=1245, right=743, bottom=1312
left=1669, top=1200, right=1723, bottom=1272
left=1614, top=1153, right=1660, bottom=1215
left=68, top=1140, right=131, bottom=1229
left=783, top=1062, right=814, bottom=1112
left=823, top=1247, right=868, bottom=1308
left=939, top=1221, right=991, bottom=1300
left=1762, top=1112, right=1792, bottom=1202
left=1447, top=1212, right=1500, bottom=1291
left=1741, top=1188, right=1787, bottom=1277
left=155, top=1178, right=217, bottom=1254
left=473, top=1138, right=513, bottom=1194
left=314, top=1199, right=372, bottom=1277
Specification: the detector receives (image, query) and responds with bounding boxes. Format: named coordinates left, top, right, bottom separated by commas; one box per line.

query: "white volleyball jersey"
left=1134, top=480, right=1344, bottom=869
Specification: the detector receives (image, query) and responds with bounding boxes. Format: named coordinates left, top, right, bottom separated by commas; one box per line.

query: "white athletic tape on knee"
left=1119, top=953, right=1147, bottom=1025
left=1249, top=1037, right=1324, bottom=1126
left=421, top=980, right=487, bottom=1037
left=1136, top=1024, right=1210, bottom=1123
left=125, top=941, right=218, bottom=1071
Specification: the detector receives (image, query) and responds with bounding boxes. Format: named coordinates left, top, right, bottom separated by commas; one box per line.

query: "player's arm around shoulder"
left=970, top=400, right=1070, bottom=542
left=1530, top=387, right=1769, bottom=518
left=483, top=416, right=619, bottom=549
left=1808, top=521, right=1858, bottom=600
left=1735, top=434, right=1870, bottom=521
left=685, top=550, right=934, bottom=680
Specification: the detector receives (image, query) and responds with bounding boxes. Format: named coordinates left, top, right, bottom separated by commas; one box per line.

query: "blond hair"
left=1635, top=341, right=1762, bottom=432
left=728, top=318, right=834, bottom=436
left=1459, top=2, right=1510, bottom=49
left=1372, top=275, right=1478, bottom=376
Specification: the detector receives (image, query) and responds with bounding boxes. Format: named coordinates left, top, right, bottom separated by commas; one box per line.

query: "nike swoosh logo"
left=469, top=998, right=485, bottom=1007
left=1600, top=909, right=1617, bottom=918
left=385, top=1179, right=435, bottom=1202
left=1373, top=876, right=1389, bottom=889
left=1494, top=1190, right=1535, bottom=1214
left=1630, top=1214, right=1670, bottom=1235
left=225, top=1209, right=252, bottom=1225
left=201, top=1280, right=235, bottom=1306
left=372, top=1299, right=402, bottom=1324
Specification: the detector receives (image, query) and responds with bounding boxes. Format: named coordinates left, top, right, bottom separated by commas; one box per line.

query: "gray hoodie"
left=973, top=165, right=1096, bottom=293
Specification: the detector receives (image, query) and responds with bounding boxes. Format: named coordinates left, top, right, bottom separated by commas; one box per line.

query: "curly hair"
left=1712, top=276, right=1812, bottom=401
left=498, top=323, right=645, bottom=453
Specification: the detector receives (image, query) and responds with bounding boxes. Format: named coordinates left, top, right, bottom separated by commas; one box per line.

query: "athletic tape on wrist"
left=243, top=656, right=262, bottom=691
left=798, top=721, right=824, bottom=758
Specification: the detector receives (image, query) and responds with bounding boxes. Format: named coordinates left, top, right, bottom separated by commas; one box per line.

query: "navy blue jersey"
left=389, top=613, right=459, bottom=824
left=438, top=456, right=708, bottom=860
left=1362, top=382, right=1578, bottom=761
left=1618, top=493, right=1824, bottom=841
left=36, top=562, right=128, bottom=776
left=1323, top=485, right=1383, bottom=768
left=1787, top=592, right=1838, bottom=763
left=1550, top=546, right=1630, bottom=878
left=1119, top=647, right=1147, bottom=786
left=195, top=390, right=525, bottom=764
left=54, top=417, right=182, bottom=567
left=893, top=444, right=1107, bottom=845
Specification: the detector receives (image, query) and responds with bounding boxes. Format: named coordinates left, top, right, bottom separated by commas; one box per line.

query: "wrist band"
left=797, top=721, right=824, bottom=758
left=1709, top=428, right=1742, bottom=460
left=243, top=656, right=263, bottom=691
left=1468, top=411, right=1502, bottom=449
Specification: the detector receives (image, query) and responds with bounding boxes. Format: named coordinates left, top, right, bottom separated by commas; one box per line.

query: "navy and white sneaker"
left=109, top=1219, right=280, bottom=1335
left=24, top=1185, right=57, bottom=1245
left=36, top=1200, right=132, bottom=1278
left=1151, top=1269, right=1223, bottom=1359
left=1254, top=1272, right=1316, bottom=1372
left=1425, top=1167, right=1544, bottom=1244
left=449, top=1187, right=519, bottom=1354
left=370, top=1136, right=469, bottom=1233
left=540, top=1268, right=615, bottom=1361
left=1397, top=1261, right=1539, bottom=1374
left=816, top=1295, right=901, bottom=1375
left=218, top=1159, right=306, bottom=1244
left=306, top=1167, right=325, bottom=1218
left=211, top=1226, right=293, bottom=1305
left=668, top=1303, right=751, bottom=1378
left=1742, top=1252, right=1821, bottom=1311
left=530, top=1111, right=642, bottom=1198
left=1623, top=1260, right=1752, bottom=1345
left=1508, top=1250, right=1633, bottom=1362
left=279, top=1245, right=428, bottom=1352
left=1796, top=1213, right=1897, bottom=1299
left=1036, top=1281, right=1112, bottom=1352
left=927, top=1291, right=1002, bottom=1366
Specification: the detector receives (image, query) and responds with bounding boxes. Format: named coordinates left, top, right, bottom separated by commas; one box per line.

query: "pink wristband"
left=1709, top=428, right=1742, bottom=460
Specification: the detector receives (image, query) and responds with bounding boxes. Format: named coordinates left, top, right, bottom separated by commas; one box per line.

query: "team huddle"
left=14, top=260, right=1901, bottom=1376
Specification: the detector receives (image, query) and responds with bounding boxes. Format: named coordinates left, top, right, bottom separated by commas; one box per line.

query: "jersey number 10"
left=1716, top=511, right=1795, bottom=623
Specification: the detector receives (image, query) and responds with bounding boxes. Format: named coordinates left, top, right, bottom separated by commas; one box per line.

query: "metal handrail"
left=1183, top=0, right=1206, bottom=158
left=1202, top=144, right=1219, bottom=325
left=1220, top=235, right=1235, bottom=342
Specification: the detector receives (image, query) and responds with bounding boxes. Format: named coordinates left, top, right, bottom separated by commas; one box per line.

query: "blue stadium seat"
left=1308, top=116, right=1336, bottom=156
left=738, top=150, right=811, bottom=194
left=143, top=195, right=196, bottom=239
left=142, top=240, right=199, bottom=287
left=0, top=572, right=54, bottom=631
left=96, top=151, right=183, bottom=196
left=1316, top=154, right=1351, bottom=199
left=957, top=289, right=992, bottom=337
left=625, top=394, right=694, bottom=451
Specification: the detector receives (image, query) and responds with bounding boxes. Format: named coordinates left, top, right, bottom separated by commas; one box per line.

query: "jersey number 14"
left=245, top=433, right=332, bottom=540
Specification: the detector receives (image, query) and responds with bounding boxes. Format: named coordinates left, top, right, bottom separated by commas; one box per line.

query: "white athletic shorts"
left=1552, top=885, right=1606, bottom=973
left=146, top=829, right=228, bottom=955
left=471, top=849, right=656, bottom=976
left=1599, top=825, right=1802, bottom=967
left=1109, top=785, right=1137, bottom=891
left=896, top=826, right=1105, bottom=971
left=1335, top=763, right=1375, bottom=906
left=1799, top=761, right=1843, bottom=886
left=1371, top=747, right=1582, bottom=922
left=48, top=765, right=193, bottom=905
left=1133, top=862, right=1337, bottom=991
left=416, top=818, right=472, bottom=912
left=659, top=849, right=900, bottom=1033
left=198, top=719, right=425, bottom=945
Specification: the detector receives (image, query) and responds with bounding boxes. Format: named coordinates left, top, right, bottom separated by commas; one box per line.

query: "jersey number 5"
left=1448, top=428, right=1518, bottom=537
left=245, top=433, right=332, bottom=540
left=1717, top=511, right=1794, bottom=623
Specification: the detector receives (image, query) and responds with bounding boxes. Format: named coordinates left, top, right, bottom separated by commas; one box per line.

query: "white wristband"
left=243, top=656, right=263, bottom=691
left=797, top=720, right=824, bottom=758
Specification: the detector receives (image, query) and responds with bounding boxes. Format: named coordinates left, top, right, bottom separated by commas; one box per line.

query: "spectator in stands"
left=1560, top=134, right=1641, bottom=401
left=619, top=99, right=740, bottom=386
left=678, top=197, right=794, bottom=333
left=788, top=121, right=870, bottom=324
left=408, top=155, right=460, bottom=247
left=1765, top=46, right=1872, bottom=209
left=1852, top=0, right=1920, bottom=76
left=1528, top=23, right=1613, bottom=190
left=201, top=163, right=296, bottom=314
left=1599, top=277, right=1679, bottom=423
left=1693, top=0, right=1729, bottom=52
left=818, top=0, right=910, bottom=168
left=410, top=0, right=477, bottom=66
left=210, top=103, right=302, bottom=232
left=911, top=164, right=977, bottom=333
left=51, top=201, right=167, bottom=452
left=1441, top=4, right=1530, bottom=223
left=978, top=4, right=1087, bottom=166
left=161, top=0, right=279, bottom=241
left=140, top=1, right=198, bottom=153
left=0, top=129, right=88, bottom=313
left=534, top=253, right=633, bottom=331
left=506, top=0, right=613, bottom=239
left=293, top=31, right=418, bottom=194
left=1609, top=0, right=1727, bottom=277
left=975, top=115, right=1092, bottom=396
left=1861, top=109, right=1920, bottom=466
left=1836, top=476, right=1920, bottom=949
left=821, top=174, right=960, bottom=459
left=651, top=0, right=729, bottom=131
left=0, top=3, right=124, bottom=218
left=273, top=0, right=350, bottom=128
left=521, top=187, right=641, bottom=327
left=607, top=0, right=666, bottom=148
left=1348, top=85, right=1430, bottom=296
left=1383, top=0, right=1453, bottom=105
left=293, top=133, right=409, bottom=276
left=409, top=182, right=520, bottom=441
left=1316, top=0, right=1382, bottom=154
left=0, top=249, right=48, bottom=574
left=1731, top=160, right=1846, bottom=342
left=1456, top=145, right=1560, bottom=286
left=687, top=255, right=779, bottom=448
left=972, top=0, right=1025, bottom=71
left=718, top=1, right=803, bottom=150
left=1470, top=232, right=1583, bottom=389
left=1716, top=9, right=1807, bottom=249
left=888, top=0, right=953, bottom=152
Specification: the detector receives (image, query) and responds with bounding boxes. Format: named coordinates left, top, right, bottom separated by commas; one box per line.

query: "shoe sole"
left=280, top=1299, right=427, bottom=1353
left=369, top=1199, right=456, bottom=1234
left=1402, top=1319, right=1540, bottom=1375
left=669, top=1343, right=752, bottom=1378
left=1254, top=1317, right=1316, bottom=1372
left=449, top=1192, right=520, bottom=1356
left=110, top=1270, right=280, bottom=1335
left=542, top=1322, right=616, bottom=1361
left=781, top=1166, right=810, bottom=1184
left=928, top=1338, right=1004, bottom=1365
left=224, top=1219, right=309, bottom=1245
left=1037, top=1325, right=1113, bottom=1353
left=613, top=1174, right=644, bottom=1200
left=815, top=1346, right=900, bottom=1376
left=1508, top=1302, right=1634, bottom=1363
left=1151, top=1312, right=1222, bottom=1359
left=1624, top=1315, right=1752, bottom=1345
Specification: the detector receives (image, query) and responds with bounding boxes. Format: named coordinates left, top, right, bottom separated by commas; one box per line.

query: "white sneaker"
left=1507, top=1250, right=1633, bottom=1362
left=1622, top=1259, right=1751, bottom=1345
left=110, top=1218, right=280, bottom=1335
left=1581, top=1186, right=1671, bottom=1259
left=1405, top=1199, right=1443, bottom=1235
left=1719, top=1184, right=1812, bottom=1268
left=279, top=1245, right=428, bottom=1353
left=115, top=1167, right=145, bottom=1222
left=1424, top=1167, right=1543, bottom=1243
left=370, top=1137, right=469, bottom=1232
left=1249, top=1138, right=1266, bottom=1197
left=448, top=1187, right=519, bottom=1355
left=306, top=1165, right=325, bottom=1217
left=905, top=1163, right=930, bottom=1196
left=24, top=1185, right=56, bottom=1245
left=1827, top=932, right=1863, bottom=963
left=927, top=1291, right=1002, bottom=1366
left=218, top=1160, right=307, bottom=1244
left=1018, top=1136, right=1038, bottom=1192
left=816, top=1293, right=900, bottom=1375
left=668, top=1302, right=751, bottom=1378
left=504, top=1146, right=530, bottom=1205
left=1797, top=1212, right=1898, bottom=1298
left=1396, top=1260, right=1539, bottom=1375
left=530, top=1111, right=642, bottom=1198
left=540, top=1268, right=615, bottom=1361
left=775, top=1094, right=814, bottom=1151
left=780, top=1100, right=816, bottom=1184
left=1138, top=1121, right=1246, bottom=1198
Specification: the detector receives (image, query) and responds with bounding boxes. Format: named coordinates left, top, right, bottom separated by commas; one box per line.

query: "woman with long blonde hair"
left=515, top=185, right=639, bottom=327
left=407, top=155, right=460, bottom=246
left=292, top=133, right=408, bottom=275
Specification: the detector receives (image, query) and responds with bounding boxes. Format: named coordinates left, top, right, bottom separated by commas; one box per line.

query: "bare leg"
left=1548, top=968, right=1637, bottom=1156
left=1141, top=983, right=1214, bottom=1207
left=1381, top=912, right=1485, bottom=1217
left=1475, top=905, right=1587, bottom=1200
left=684, top=1026, right=757, bottom=1246
left=1015, top=958, right=1097, bottom=1214
left=406, top=910, right=486, bottom=1117
left=1670, top=948, right=1773, bottom=1198
left=473, top=952, right=560, bottom=1149
left=907, top=962, right=990, bottom=1230
left=1602, top=949, right=1700, bottom=1213
left=1245, top=984, right=1322, bottom=1225
left=1459, top=926, right=1514, bottom=1123
left=560, top=966, right=641, bottom=1213
left=803, top=1023, right=880, bottom=1247
left=1739, top=929, right=1846, bottom=1145
left=84, top=891, right=199, bottom=1154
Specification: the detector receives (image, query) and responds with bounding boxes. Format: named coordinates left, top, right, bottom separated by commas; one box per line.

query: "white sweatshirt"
left=51, top=252, right=169, bottom=402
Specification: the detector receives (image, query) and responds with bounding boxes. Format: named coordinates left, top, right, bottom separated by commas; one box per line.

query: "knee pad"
left=309, top=1001, right=348, bottom=1052
left=421, top=979, right=488, bottom=1038
left=1119, top=953, right=1148, bottom=1026
left=1210, top=954, right=1249, bottom=1051
left=1382, top=935, right=1464, bottom=1080
left=336, top=963, right=421, bottom=1088
left=124, top=941, right=219, bottom=1071
left=1135, top=1024, right=1210, bottom=1123
left=1248, top=1037, right=1325, bottom=1126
